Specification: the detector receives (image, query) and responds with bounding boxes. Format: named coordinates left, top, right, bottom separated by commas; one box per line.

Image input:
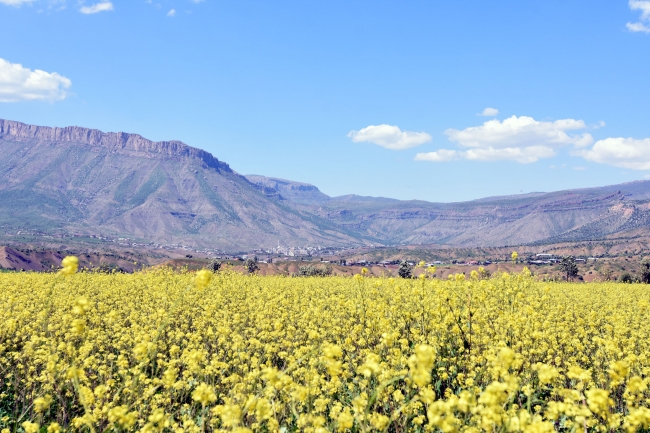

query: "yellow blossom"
left=534, top=363, right=559, bottom=385
left=195, top=269, right=212, bottom=290
left=21, top=422, right=39, bottom=433
left=46, top=422, right=62, bottom=433
left=34, top=394, right=53, bottom=413
left=191, top=383, right=216, bottom=405
left=59, top=256, right=79, bottom=275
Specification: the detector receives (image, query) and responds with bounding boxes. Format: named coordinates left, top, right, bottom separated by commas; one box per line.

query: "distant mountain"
left=2, top=118, right=650, bottom=251
left=244, top=175, right=650, bottom=247
left=245, top=175, right=330, bottom=205
left=0, top=119, right=368, bottom=250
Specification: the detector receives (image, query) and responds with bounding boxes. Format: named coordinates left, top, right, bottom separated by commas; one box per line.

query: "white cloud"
left=627, top=0, right=650, bottom=33
left=414, top=149, right=458, bottom=162
left=577, top=137, right=650, bottom=170
left=79, top=1, right=113, bottom=14
left=416, top=115, right=593, bottom=164
left=167, top=8, right=176, bottom=16
left=627, top=21, right=650, bottom=32
left=348, top=124, right=432, bottom=150
left=446, top=116, right=593, bottom=149
left=0, top=58, right=71, bottom=102
left=0, top=0, right=34, bottom=5
left=478, top=107, right=499, bottom=117
left=630, top=0, right=650, bottom=19
left=464, top=146, right=556, bottom=163
left=415, top=146, right=555, bottom=164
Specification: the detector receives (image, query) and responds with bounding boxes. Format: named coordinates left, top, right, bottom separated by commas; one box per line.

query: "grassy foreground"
left=1, top=268, right=649, bottom=432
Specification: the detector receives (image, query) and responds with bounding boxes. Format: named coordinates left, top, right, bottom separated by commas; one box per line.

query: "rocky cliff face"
left=0, top=119, right=231, bottom=172
left=0, top=118, right=368, bottom=250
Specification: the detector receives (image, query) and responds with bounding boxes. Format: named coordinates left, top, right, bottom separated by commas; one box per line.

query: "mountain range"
left=2, top=118, right=650, bottom=251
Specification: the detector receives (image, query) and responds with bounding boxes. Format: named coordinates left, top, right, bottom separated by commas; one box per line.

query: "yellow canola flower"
left=369, top=412, right=391, bottom=430
left=73, top=296, right=90, bottom=315
left=46, top=422, right=62, bottom=433
left=21, top=422, right=39, bottom=433
left=336, top=408, right=354, bottom=432
left=59, top=255, right=79, bottom=275
left=215, top=404, right=242, bottom=427
left=71, top=318, right=85, bottom=335
left=255, top=398, right=273, bottom=421
left=194, top=269, right=212, bottom=290
left=34, top=394, right=53, bottom=413
left=624, top=407, right=650, bottom=432
left=143, top=408, right=170, bottom=433
left=567, top=365, right=592, bottom=382
left=0, top=268, right=648, bottom=432
left=409, top=344, right=436, bottom=387
left=191, top=382, right=216, bottom=405
left=609, top=360, right=630, bottom=382
left=586, top=388, right=613, bottom=416
left=534, top=363, right=559, bottom=385
left=358, top=353, right=382, bottom=377
left=627, top=376, right=647, bottom=394
left=108, top=406, right=137, bottom=429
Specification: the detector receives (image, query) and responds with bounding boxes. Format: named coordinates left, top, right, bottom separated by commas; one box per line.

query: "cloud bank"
left=416, top=115, right=593, bottom=164
left=79, top=1, right=113, bottom=14
left=348, top=124, right=432, bottom=150
left=577, top=137, right=650, bottom=170
left=0, top=58, right=71, bottom=102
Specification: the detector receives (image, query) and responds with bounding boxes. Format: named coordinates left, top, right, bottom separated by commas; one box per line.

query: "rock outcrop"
left=0, top=119, right=231, bottom=172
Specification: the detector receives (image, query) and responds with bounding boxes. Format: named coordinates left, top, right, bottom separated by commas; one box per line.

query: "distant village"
left=0, top=226, right=614, bottom=269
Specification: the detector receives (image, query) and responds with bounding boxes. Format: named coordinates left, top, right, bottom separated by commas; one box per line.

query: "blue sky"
left=2, top=0, right=650, bottom=202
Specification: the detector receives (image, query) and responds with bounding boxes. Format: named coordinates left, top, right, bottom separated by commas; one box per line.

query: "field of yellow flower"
left=1, top=265, right=649, bottom=432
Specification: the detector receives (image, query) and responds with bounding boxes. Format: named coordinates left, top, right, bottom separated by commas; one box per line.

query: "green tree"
left=297, top=264, right=333, bottom=277
left=208, top=259, right=222, bottom=273
left=559, top=256, right=579, bottom=281
left=619, top=272, right=633, bottom=284
left=640, top=258, right=650, bottom=284
left=243, top=258, right=259, bottom=274
left=398, top=260, right=412, bottom=279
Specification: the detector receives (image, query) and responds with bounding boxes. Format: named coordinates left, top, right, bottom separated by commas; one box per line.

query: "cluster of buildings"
left=255, top=244, right=351, bottom=258
left=527, top=253, right=593, bottom=265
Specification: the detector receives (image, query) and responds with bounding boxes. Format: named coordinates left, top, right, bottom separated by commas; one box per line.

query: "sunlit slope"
left=0, top=119, right=367, bottom=249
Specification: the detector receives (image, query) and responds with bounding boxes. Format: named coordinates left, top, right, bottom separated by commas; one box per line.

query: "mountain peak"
left=0, top=118, right=231, bottom=172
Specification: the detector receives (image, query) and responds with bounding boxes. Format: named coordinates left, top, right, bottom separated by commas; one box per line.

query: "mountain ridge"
left=0, top=118, right=370, bottom=250
left=2, top=118, right=650, bottom=251
left=0, top=119, right=231, bottom=172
